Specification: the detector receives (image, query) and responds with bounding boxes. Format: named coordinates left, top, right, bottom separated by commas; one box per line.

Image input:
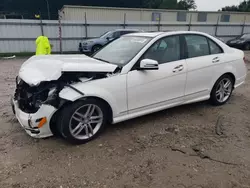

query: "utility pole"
left=58, top=10, right=62, bottom=54
left=39, top=11, right=44, bottom=35
left=45, top=0, right=50, bottom=20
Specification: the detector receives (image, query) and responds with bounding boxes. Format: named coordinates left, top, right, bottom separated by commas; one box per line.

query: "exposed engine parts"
left=14, top=71, right=118, bottom=113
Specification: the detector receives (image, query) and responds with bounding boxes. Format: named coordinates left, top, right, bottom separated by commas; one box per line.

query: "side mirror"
left=106, top=37, right=110, bottom=41
left=138, top=59, right=159, bottom=70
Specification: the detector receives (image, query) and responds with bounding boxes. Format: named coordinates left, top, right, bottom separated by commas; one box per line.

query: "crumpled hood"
left=19, top=54, right=117, bottom=86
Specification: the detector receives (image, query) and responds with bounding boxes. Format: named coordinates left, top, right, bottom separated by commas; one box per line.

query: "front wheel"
left=58, top=99, right=108, bottom=144
left=92, top=45, right=102, bottom=54
left=210, top=75, right=234, bottom=106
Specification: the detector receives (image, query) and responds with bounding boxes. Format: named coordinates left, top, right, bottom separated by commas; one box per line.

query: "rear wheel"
left=57, top=99, right=107, bottom=144
left=92, top=45, right=102, bottom=53
left=210, top=75, right=234, bottom=106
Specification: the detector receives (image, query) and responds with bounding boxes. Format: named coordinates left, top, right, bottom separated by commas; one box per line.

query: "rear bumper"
left=235, top=74, right=247, bottom=88
left=11, top=97, right=56, bottom=138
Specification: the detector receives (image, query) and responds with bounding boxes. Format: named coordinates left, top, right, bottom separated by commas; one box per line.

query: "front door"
left=127, top=35, right=187, bottom=113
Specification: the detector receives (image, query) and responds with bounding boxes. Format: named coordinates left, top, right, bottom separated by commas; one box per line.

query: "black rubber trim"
left=25, top=128, right=40, bottom=134
left=10, top=97, right=16, bottom=115
left=35, top=118, right=43, bottom=123
left=66, top=85, right=85, bottom=96
left=28, top=119, right=33, bottom=128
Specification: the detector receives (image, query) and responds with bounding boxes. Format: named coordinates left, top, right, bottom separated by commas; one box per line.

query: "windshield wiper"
left=92, top=57, right=111, bottom=64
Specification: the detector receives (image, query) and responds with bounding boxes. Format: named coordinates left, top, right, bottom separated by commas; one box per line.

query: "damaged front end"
left=12, top=69, right=121, bottom=138
left=11, top=54, right=121, bottom=138
left=14, top=77, right=66, bottom=114
left=14, top=71, right=116, bottom=113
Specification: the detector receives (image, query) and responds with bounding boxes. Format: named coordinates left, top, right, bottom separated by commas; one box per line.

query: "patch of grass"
left=0, top=52, right=35, bottom=57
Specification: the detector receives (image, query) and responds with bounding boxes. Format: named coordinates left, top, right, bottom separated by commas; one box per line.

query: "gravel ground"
left=0, top=54, right=250, bottom=188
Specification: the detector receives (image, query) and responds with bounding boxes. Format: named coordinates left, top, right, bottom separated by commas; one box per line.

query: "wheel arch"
left=49, top=95, right=114, bottom=136
left=224, top=72, right=236, bottom=86
left=75, top=96, right=113, bottom=123
left=209, top=72, right=235, bottom=105
left=210, top=72, right=236, bottom=95
left=92, top=44, right=103, bottom=51
left=216, top=72, right=236, bottom=86
left=59, top=84, right=121, bottom=118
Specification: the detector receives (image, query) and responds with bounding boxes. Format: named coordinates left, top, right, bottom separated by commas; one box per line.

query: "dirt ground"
left=1, top=54, right=250, bottom=188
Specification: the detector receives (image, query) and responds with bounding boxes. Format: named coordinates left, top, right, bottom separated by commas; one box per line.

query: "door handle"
left=173, top=65, right=184, bottom=73
left=178, top=65, right=184, bottom=71
left=212, top=57, right=220, bottom=63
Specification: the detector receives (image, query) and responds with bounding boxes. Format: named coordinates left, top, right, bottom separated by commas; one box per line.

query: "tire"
left=57, top=98, right=108, bottom=144
left=92, top=45, right=102, bottom=54
left=245, top=43, right=250, bottom=51
left=210, top=74, right=234, bottom=106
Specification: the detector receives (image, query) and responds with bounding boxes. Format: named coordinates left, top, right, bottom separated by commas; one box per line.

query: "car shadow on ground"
left=107, top=100, right=211, bottom=132
left=26, top=95, right=238, bottom=148
left=43, top=100, right=211, bottom=146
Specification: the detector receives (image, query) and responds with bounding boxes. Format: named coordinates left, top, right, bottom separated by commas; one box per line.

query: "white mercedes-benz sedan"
left=11, top=31, right=247, bottom=144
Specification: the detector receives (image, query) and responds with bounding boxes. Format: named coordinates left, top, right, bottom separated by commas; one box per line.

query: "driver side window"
left=143, top=35, right=181, bottom=64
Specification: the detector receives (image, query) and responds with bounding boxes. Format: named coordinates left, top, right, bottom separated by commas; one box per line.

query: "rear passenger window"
left=185, top=35, right=209, bottom=58
left=208, top=39, right=223, bottom=54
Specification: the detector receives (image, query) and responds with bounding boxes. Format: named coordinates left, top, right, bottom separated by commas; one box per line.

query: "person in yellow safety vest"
left=35, top=36, right=51, bottom=55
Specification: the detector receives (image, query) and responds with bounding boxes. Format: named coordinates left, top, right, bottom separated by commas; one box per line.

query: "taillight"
left=243, top=57, right=246, bottom=63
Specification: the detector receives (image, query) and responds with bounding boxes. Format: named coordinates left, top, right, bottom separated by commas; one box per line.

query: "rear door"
left=184, top=34, right=224, bottom=102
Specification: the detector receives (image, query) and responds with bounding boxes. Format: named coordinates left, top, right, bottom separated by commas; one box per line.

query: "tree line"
left=1, top=0, right=249, bottom=20
left=0, top=0, right=196, bottom=19
left=221, top=0, right=250, bottom=12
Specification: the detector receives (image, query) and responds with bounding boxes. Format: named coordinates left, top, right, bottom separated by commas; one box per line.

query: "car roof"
left=126, top=31, right=213, bottom=38
left=126, top=32, right=164, bottom=37
left=114, top=29, right=141, bottom=31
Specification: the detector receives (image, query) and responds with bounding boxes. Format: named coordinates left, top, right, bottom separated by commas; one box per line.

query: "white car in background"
left=11, top=31, right=247, bottom=144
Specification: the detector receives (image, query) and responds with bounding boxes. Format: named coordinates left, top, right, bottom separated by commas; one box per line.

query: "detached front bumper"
left=11, top=98, right=57, bottom=138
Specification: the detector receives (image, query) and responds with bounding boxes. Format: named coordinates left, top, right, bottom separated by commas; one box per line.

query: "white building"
left=61, top=5, right=250, bottom=24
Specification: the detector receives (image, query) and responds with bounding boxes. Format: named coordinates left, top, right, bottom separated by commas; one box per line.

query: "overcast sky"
left=196, top=0, right=243, bottom=11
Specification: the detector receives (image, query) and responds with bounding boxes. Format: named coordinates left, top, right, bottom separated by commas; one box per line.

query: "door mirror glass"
left=139, top=59, right=159, bottom=70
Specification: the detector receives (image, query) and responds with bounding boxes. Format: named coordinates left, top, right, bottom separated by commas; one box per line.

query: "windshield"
left=238, top=33, right=250, bottom=39
left=100, top=31, right=113, bottom=39
left=93, top=36, right=151, bottom=66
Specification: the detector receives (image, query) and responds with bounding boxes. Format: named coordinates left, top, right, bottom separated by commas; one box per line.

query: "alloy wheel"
left=215, top=78, right=233, bottom=103
left=69, top=104, right=103, bottom=140
left=93, top=46, right=101, bottom=52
